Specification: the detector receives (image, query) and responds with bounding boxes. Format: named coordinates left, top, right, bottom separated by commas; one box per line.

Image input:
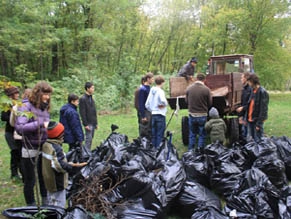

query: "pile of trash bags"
left=3, top=126, right=291, bottom=219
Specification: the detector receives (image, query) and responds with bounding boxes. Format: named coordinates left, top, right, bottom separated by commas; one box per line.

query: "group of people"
left=1, top=57, right=269, bottom=207
left=135, top=57, right=269, bottom=152
left=135, top=72, right=168, bottom=148
left=236, top=72, right=269, bottom=143
left=1, top=81, right=98, bottom=207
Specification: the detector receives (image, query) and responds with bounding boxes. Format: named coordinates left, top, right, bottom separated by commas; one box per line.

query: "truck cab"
left=208, top=54, right=254, bottom=75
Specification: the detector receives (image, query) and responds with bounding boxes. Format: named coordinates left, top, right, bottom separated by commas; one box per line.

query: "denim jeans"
left=84, top=124, right=95, bottom=151
left=188, top=115, right=207, bottom=150
left=248, top=122, right=264, bottom=143
left=151, top=114, right=166, bottom=148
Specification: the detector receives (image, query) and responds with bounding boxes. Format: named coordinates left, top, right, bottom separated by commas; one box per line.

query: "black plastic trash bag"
left=105, top=172, right=164, bottom=218
left=225, top=168, right=281, bottom=219
left=277, top=186, right=291, bottom=219
left=2, top=206, right=65, bottom=219
left=271, top=136, right=291, bottom=180
left=210, top=161, right=242, bottom=197
left=191, top=206, right=228, bottom=219
left=182, top=150, right=211, bottom=188
left=174, top=180, right=222, bottom=218
left=232, top=167, right=280, bottom=196
left=66, top=146, right=92, bottom=163
left=253, top=154, right=288, bottom=189
left=113, top=199, right=160, bottom=219
left=225, top=185, right=280, bottom=219
left=63, top=205, right=93, bottom=219
left=156, top=133, right=179, bottom=162
left=242, top=138, right=278, bottom=164
left=217, top=144, right=251, bottom=171
left=156, top=157, right=186, bottom=205
left=203, top=142, right=228, bottom=160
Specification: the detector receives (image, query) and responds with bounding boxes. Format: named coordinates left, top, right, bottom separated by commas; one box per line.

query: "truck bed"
left=167, top=73, right=242, bottom=114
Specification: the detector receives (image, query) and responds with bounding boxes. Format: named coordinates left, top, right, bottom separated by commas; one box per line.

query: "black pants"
left=5, top=132, right=22, bottom=177
left=138, top=110, right=152, bottom=140
left=21, top=154, right=47, bottom=205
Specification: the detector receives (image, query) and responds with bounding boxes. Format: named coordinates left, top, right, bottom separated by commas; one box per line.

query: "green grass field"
left=0, top=92, right=290, bottom=217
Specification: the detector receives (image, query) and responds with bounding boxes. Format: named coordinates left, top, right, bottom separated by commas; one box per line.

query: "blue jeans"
left=188, top=115, right=207, bottom=150
left=248, top=122, right=263, bottom=143
left=151, top=114, right=166, bottom=148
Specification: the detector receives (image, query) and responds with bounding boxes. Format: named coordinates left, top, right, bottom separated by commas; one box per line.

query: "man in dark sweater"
left=177, top=57, right=198, bottom=81
left=79, top=82, right=98, bottom=151
left=138, top=72, right=154, bottom=139
left=247, top=74, right=269, bottom=143
left=186, top=73, right=212, bottom=150
left=236, top=72, right=252, bottom=142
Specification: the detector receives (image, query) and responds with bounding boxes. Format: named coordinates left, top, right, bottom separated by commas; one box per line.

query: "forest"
left=1, top=0, right=291, bottom=113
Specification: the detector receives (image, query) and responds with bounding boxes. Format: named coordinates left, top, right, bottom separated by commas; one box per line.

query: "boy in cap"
left=1, top=86, right=21, bottom=180
left=42, top=121, right=87, bottom=208
left=205, top=107, right=227, bottom=144
left=177, top=57, right=198, bottom=81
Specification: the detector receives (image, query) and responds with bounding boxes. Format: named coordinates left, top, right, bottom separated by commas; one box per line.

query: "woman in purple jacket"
left=15, top=81, right=52, bottom=206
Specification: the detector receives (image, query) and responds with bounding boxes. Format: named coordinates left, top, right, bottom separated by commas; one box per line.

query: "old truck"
left=167, top=54, right=254, bottom=145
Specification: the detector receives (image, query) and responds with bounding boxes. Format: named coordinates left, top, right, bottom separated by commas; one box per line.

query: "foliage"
left=24, top=209, right=49, bottom=219
left=0, top=0, right=290, bottom=112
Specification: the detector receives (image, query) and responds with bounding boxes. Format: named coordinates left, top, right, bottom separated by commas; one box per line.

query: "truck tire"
left=182, top=116, right=189, bottom=146
left=229, top=118, right=239, bottom=145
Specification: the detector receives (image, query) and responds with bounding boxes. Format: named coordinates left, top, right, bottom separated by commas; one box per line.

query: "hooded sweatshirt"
left=145, top=86, right=167, bottom=116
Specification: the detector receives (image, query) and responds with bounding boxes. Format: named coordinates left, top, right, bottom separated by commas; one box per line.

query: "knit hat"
left=47, top=121, right=64, bottom=139
left=4, top=86, right=19, bottom=96
left=190, top=57, right=198, bottom=63
left=209, top=107, right=219, bottom=118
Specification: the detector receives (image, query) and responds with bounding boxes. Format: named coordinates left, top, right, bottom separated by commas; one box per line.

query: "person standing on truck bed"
left=186, top=73, right=212, bottom=151
left=138, top=72, right=154, bottom=139
left=236, top=72, right=252, bottom=143
left=246, top=74, right=269, bottom=143
left=177, top=57, right=198, bottom=81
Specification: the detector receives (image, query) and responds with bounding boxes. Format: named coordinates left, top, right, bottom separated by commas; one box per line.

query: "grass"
left=0, top=92, right=290, bottom=217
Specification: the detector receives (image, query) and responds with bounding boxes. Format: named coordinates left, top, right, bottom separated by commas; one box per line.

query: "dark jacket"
left=247, top=86, right=269, bottom=128
left=59, top=103, right=84, bottom=144
left=15, top=99, right=50, bottom=150
left=79, top=93, right=97, bottom=127
left=42, top=139, right=73, bottom=192
left=1, top=109, right=14, bottom=133
left=178, top=62, right=195, bottom=79
left=239, top=83, right=252, bottom=117
left=186, top=81, right=212, bottom=114
left=205, top=116, right=227, bottom=143
left=138, top=84, right=151, bottom=118
left=134, top=86, right=141, bottom=111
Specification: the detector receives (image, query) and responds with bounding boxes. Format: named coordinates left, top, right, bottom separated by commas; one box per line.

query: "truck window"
left=242, top=58, right=251, bottom=72
left=213, top=59, right=240, bottom=75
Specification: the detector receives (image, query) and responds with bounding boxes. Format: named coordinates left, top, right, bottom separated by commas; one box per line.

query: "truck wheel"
left=229, top=118, right=239, bottom=145
left=182, top=116, right=189, bottom=146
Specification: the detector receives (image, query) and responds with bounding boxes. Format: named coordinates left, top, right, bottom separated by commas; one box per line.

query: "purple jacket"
left=15, top=99, right=50, bottom=150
